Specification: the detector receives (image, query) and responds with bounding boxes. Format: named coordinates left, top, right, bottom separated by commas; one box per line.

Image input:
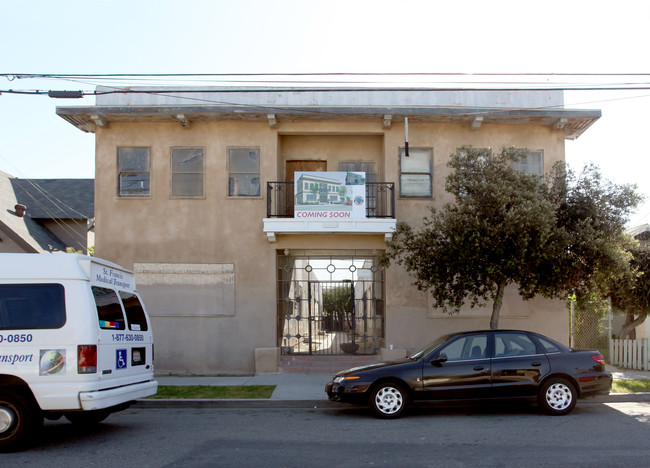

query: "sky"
left=2, top=0, right=650, bottom=225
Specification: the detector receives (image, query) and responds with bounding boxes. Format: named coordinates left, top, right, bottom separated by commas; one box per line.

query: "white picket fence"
left=609, top=338, right=650, bottom=371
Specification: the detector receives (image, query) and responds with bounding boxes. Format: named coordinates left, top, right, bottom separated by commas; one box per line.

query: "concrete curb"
left=135, top=399, right=337, bottom=409
left=135, top=392, right=650, bottom=409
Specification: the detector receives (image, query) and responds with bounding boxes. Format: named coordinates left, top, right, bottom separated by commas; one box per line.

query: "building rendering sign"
left=294, top=171, right=366, bottom=219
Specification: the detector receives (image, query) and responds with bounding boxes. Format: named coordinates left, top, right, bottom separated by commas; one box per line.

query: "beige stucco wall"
left=93, top=117, right=569, bottom=374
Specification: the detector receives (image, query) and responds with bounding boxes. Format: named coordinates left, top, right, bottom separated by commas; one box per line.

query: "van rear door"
left=91, top=286, right=154, bottom=385
left=89, top=261, right=154, bottom=388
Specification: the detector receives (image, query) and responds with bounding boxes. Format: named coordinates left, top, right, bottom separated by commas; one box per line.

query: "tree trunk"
left=490, top=280, right=507, bottom=330
left=620, top=310, right=647, bottom=339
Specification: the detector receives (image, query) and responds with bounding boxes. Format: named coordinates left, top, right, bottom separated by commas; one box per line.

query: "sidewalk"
left=155, top=372, right=332, bottom=401
left=137, top=364, right=650, bottom=409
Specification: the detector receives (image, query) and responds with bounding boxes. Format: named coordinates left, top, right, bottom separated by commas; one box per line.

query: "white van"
left=0, top=253, right=157, bottom=451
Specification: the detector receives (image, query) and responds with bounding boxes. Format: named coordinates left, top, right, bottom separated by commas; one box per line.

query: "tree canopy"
left=610, top=245, right=650, bottom=338
left=385, top=146, right=641, bottom=329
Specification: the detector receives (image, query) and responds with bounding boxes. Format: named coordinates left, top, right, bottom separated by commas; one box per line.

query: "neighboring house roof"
left=11, top=177, right=94, bottom=219
left=629, top=224, right=650, bottom=245
left=0, top=170, right=93, bottom=253
left=628, top=224, right=650, bottom=238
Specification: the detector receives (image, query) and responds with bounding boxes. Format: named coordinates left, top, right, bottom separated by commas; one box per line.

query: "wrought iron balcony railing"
left=267, top=182, right=395, bottom=218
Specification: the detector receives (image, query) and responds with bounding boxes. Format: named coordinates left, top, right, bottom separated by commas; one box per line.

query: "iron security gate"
left=277, top=253, right=385, bottom=355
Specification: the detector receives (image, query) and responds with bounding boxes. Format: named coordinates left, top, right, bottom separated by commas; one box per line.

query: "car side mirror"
left=431, top=353, right=448, bottom=366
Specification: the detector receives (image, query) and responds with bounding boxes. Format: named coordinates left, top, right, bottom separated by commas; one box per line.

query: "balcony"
left=263, top=182, right=397, bottom=242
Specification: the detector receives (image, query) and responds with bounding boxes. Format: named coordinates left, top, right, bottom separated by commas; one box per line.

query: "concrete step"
left=279, top=355, right=378, bottom=374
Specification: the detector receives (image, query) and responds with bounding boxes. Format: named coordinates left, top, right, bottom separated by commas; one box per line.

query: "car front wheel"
left=369, top=382, right=408, bottom=419
left=538, top=378, right=577, bottom=415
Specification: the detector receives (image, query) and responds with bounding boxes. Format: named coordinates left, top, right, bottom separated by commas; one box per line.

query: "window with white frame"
left=118, top=147, right=150, bottom=197
left=513, top=150, right=543, bottom=178
left=228, top=147, right=260, bottom=197
left=171, top=147, right=204, bottom=198
left=399, top=148, right=432, bottom=198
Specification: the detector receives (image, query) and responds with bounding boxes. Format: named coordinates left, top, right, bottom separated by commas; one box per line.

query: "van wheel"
left=65, top=409, right=111, bottom=426
left=0, top=390, right=43, bottom=452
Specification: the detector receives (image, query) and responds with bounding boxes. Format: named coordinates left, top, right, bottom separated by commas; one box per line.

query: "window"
left=513, top=150, right=543, bottom=178
left=0, top=284, right=66, bottom=330
left=92, top=287, right=125, bottom=330
left=495, top=332, right=538, bottom=357
left=171, top=147, right=204, bottom=197
left=457, top=147, right=492, bottom=162
left=118, top=147, right=151, bottom=197
left=536, top=336, right=561, bottom=354
left=399, top=148, right=432, bottom=198
left=228, top=147, right=260, bottom=197
left=338, top=161, right=377, bottom=183
left=439, top=334, right=487, bottom=361
left=119, top=292, right=149, bottom=331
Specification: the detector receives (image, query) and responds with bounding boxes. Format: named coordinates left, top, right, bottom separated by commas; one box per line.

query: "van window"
left=0, top=284, right=66, bottom=330
left=92, top=287, right=126, bottom=330
left=119, top=292, right=149, bottom=331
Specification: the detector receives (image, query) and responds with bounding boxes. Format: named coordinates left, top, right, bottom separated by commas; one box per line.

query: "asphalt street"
left=4, top=401, right=650, bottom=467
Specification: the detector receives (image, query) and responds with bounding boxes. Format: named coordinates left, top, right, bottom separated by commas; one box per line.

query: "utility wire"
left=6, top=72, right=650, bottom=78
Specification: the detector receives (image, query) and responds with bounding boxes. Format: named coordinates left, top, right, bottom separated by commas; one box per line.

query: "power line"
left=4, top=85, right=650, bottom=97
left=4, top=72, right=650, bottom=93
left=5, top=72, right=650, bottom=78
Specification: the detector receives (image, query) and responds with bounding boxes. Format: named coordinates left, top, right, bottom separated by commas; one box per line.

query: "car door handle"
left=531, top=362, right=542, bottom=367
left=473, top=366, right=485, bottom=371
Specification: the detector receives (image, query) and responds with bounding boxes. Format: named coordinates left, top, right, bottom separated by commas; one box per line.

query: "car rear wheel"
left=0, top=390, right=43, bottom=452
left=369, top=382, right=408, bottom=419
left=538, top=378, right=577, bottom=416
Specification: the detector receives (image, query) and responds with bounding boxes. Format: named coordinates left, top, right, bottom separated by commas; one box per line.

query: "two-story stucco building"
left=56, top=87, right=600, bottom=374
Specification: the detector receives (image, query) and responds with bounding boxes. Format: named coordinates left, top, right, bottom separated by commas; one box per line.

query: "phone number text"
left=111, top=334, right=145, bottom=342
left=0, top=334, right=33, bottom=344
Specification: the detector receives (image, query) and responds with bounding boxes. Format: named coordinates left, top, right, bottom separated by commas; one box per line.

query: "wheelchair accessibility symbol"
left=116, top=349, right=127, bottom=370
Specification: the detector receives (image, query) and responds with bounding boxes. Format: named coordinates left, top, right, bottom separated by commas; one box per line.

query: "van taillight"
left=78, top=345, right=97, bottom=374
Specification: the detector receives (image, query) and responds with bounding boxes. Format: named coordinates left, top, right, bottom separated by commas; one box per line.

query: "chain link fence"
left=569, top=297, right=614, bottom=361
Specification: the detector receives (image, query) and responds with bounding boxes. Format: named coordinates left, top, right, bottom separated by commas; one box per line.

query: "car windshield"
left=409, top=333, right=455, bottom=360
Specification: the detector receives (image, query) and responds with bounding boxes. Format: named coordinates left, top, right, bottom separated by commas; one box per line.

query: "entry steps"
left=279, top=354, right=378, bottom=374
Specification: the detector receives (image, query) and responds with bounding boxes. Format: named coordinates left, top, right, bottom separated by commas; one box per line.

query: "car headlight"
left=333, top=375, right=360, bottom=383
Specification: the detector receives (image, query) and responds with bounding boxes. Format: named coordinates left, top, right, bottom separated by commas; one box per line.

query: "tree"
left=385, top=146, right=641, bottom=329
left=323, top=283, right=353, bottom=331
left=610, top=245, right=650, bottom=339
left=310, top=184, right=320, bottom=203
left=338, top=185, right=347, bottom=202
left=542, top=163, right=639, bottom=299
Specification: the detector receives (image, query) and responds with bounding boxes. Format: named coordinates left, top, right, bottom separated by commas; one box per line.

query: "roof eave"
left=56, top=105, right=601, bottom=140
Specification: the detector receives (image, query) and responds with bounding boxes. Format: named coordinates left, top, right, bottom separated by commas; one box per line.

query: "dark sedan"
left=325, top=330, right=612, bottom=418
